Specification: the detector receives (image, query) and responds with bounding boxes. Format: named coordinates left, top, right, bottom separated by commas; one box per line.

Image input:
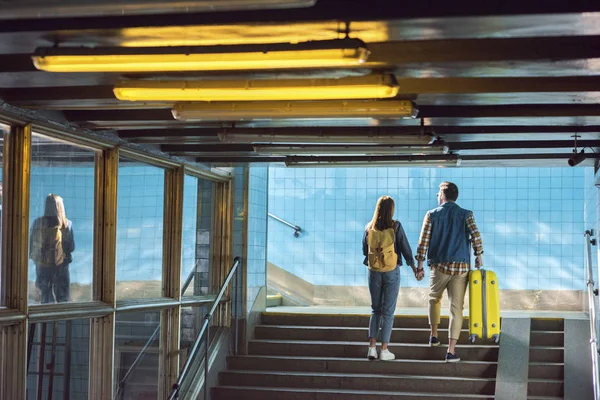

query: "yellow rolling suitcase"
left=468, top=269, right=500, bottom=343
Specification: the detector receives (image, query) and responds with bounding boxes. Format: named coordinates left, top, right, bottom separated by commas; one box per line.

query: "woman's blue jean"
left=368, top=266, right=400, bottom=343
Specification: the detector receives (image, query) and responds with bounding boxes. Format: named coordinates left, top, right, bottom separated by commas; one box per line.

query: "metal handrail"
left=169, top=256, right=242, bottom=400
left=114, top=262, right=217, bottom=399
left=268, top=212, right=302, bottom=237
left=585, top=229, right=600, bottom=400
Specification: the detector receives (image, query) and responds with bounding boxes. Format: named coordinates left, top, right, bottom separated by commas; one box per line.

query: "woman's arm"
left=63, top=221, right=75, bottom=254
left=362, top=229, right=369, bottom=266
left=395, top=222, right=415, bottom=267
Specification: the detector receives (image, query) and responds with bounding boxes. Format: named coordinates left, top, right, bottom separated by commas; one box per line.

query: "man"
left=414, top=182, right=483, bottom=362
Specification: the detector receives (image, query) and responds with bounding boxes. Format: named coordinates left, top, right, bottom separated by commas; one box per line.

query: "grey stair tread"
left=213, top=385, right=494, bottom=398
left=249, top=339, right=497, bottom=347
left=224, top=369, right=495, bottom=381
left=529, top=362, right=564, bottom=366
left=528, top=378, right=564, bottom=383
left=229, top=355, right=496, bottom=364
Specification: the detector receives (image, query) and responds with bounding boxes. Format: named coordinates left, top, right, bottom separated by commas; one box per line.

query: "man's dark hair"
left=440, top=181, right=459, bottom=201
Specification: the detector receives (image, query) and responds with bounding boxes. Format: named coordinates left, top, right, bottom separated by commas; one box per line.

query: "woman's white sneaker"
left=367, top=347, right=378, bottom=360
left=379, top=349, right=395, bottom=361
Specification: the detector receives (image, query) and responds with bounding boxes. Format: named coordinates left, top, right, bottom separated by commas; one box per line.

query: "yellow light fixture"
left=254, top=144, right=448, bottom=156
left=114, top=75, right=399, bottom=102
left=32, top=38, right=369, bottom=73
left=285, top=157, right=461, bottom=168
left=2, top=0, right=317, bottom=19
left=173, top=100, right=417, bottom=121
left=119, top=21, right=388, bottom=47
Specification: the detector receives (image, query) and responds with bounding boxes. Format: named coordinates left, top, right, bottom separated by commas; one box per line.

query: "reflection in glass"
left=116, top=159, right=165, bottom=300
left=179, top=304, right=210, bottom=372
left=181, top=177, right=214, bottom=297
left=28, top=134, right=96, bottom=305
left=26, top=319, right=90, bottom=399
left=114, top=311, right=160, bottom=400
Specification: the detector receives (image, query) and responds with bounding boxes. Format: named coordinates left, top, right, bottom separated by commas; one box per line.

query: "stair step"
left=255, top=325, right=475, bottom=344
left=261, top=313, right=470, bottom=329
left=248, top=340, right=498, bottom=361
left=219, top=370, right=496, bottom=395
left=527, top=379, right=564, bottom=397
left=528, top=362, right=564, bottom=380
left=530, top=331, right=563, bottom=347
left=529, top=346, right=564, bottom=363
left=212, top=385, right=495, bottom=399
left=227, top=355, right=497, bottom=378
left=530, top=319, right=564, bottom=332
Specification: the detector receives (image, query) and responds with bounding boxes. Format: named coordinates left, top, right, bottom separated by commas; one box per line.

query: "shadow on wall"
left=267, top=262, right=586, bottom=311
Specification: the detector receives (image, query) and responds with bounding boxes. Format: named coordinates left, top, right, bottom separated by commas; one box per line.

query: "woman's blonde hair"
left=367, top=195, right=395, bottom=231
left=44, top=194, right=68, bottom=229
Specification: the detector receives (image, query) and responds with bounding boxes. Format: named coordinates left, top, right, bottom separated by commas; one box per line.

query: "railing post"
left=585, top=230, right=600, bottom=400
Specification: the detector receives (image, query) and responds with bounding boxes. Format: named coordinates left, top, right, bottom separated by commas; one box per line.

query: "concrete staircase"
left=528, top=318, right=565, bottom=399
left=212, top=313, right=500, bottom=399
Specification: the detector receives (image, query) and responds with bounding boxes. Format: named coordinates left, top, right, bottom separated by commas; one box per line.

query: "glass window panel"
left=115, top=311, right=160, bottom=400
left=181, top=177, right=215, bottom=297
left=26, top=319, right=91, bottom=399
left=0, top=123, right=6, bottom=307
left=116, top=158, right=165, bottom=300
left=28, top=134, right=97, bottom=305
left=179, top=304, right=210, bottom=372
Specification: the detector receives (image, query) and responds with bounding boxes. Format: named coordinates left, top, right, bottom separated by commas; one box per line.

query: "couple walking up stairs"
left=211, top=312, right=566, bottom=399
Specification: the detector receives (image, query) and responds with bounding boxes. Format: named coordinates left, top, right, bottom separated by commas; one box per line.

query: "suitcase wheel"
left=491, top=334, right=500, bottom=344
left=469, top=334, right=477, bottom=343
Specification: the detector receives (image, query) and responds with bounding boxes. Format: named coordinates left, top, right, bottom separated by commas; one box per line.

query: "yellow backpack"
left=367, top=227, right=397, bottom=271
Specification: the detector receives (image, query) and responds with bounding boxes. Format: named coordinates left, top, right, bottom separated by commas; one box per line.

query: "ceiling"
left=2, top=0, right=600, bottom=167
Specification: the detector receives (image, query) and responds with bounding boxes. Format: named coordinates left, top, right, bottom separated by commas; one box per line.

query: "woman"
left=30, top=194, right=75, bottom=303
left=362, top=195, right=416, bottom=361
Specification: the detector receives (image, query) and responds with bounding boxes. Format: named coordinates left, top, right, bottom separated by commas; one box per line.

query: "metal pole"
left=234, top=264, right=239, bottom=356
left=204, top=324, right=210, bottom=400
left=585, top=230, right=600, bottom=400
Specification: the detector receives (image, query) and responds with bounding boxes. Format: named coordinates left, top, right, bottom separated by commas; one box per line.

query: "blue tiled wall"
left=247, top=167, right=268, bottom=312
left=116, top=165, right=165, bottom=287
left=268, top=167, right=588, bottom=291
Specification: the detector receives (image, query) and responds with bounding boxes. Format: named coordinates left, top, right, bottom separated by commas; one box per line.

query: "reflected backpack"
left=367, top=226, right=397, bottom=270
left=30, top=218, right=65, bottom=267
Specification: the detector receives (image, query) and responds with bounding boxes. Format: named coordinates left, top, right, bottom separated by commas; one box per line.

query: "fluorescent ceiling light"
left=254, top=144, right=448, bottom=156
left=119, top=21, right=388, bottom=47
left=114, top=75, right=399, bottom=102
left=219, top=131, right=432, bottom=145
left=32, top=38, right=368, bottom=73
left=2, top=0, right=317, bottom=19
left=285, top=158, right=462, bottom=168
left=173, top=100, right=417, bottom=121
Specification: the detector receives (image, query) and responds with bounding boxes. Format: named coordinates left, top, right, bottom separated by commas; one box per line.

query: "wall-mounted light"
left=32, top=38, right=368, bottom=73
left=114, top=74, right=400, bottom=102
left=173, top=99, right=417, bottom=121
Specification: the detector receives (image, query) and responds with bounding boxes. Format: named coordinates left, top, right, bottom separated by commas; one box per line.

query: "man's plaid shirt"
left=415, top=208, right=484, bottom=275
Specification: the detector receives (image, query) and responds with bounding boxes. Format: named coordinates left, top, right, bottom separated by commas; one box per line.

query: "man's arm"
left=415, top=212, right=432, bottom=271
left=467, top=212, right=484, bottom=267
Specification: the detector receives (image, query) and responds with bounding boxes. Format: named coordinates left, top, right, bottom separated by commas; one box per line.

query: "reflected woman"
left=30, top=194, right=75, bottom=303
left=362, top=195, right=417, bottom=360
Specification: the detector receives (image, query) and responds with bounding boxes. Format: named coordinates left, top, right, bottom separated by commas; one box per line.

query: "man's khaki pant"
left=428, top=268, right=468, bottom=340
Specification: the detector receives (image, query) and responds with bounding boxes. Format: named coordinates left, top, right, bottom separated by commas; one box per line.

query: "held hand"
left=414, top=268, right=425, bottom=281
left=475, top=255, right=483, bottom=269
